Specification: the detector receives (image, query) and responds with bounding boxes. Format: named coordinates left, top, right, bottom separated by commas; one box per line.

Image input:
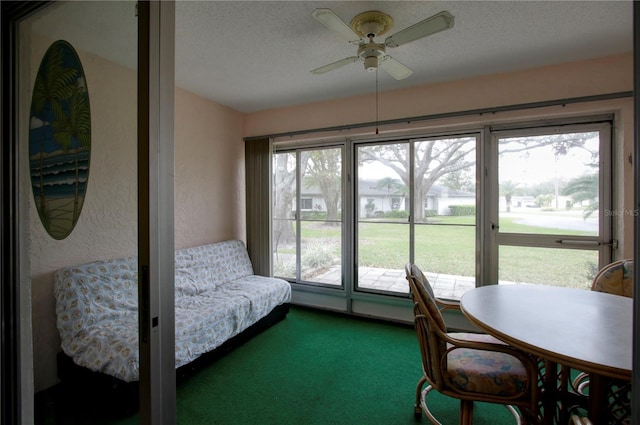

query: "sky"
left=499, top=136, right=599, bottom=185
left=358, top=135, right=599, bottom=186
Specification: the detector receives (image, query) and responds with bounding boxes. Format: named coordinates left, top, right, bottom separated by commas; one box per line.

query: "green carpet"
left=76, top=306, right=518, bottom=424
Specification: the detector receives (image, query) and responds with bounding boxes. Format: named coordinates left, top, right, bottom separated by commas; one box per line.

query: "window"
left=356, top=142, right=410, bottom=294
left=489, top=123, right=612, bottom=289
left=355, top=136, right=477, bottom=297
left=273, top=147, right=343, bottom=286
left=270, top=117, right=613, bottom=303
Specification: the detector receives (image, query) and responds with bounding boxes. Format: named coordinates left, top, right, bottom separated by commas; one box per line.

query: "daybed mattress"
left=54, top=241, right=291, bottom=382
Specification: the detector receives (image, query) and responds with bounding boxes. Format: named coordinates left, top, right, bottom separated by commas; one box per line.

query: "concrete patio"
left=311, top=266, right=476, bottom=299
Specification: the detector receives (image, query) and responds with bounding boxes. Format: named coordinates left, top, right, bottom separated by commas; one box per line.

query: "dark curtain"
left=245, top=138, right=271, bottom=276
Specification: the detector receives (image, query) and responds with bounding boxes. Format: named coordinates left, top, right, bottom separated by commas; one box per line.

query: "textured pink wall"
left=245, top=54, right=632, bottom=137
left=174, top=88, right=246, bottom=248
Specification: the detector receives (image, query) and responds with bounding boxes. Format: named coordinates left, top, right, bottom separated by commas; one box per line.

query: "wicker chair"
left=405, top=263, right=540, bottom=424
left=591, top=259, right=633, bottom=297
left=568, top=414, right=593, bottom=425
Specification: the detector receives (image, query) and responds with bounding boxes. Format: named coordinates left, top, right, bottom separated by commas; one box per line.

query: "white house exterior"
left=297, top=179, right=475, bottom=218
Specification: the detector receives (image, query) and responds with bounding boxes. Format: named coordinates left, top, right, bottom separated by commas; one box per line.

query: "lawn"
left=290, top=214, right=597, bottom=289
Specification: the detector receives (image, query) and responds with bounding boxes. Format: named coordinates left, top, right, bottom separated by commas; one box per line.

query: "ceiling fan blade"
left=384, top=11, right=454, bottom=48
left=311, top=57, right=360, bottom=75
left=379, top=56, right=413, bottom=80
left=312, top=8, right=362, bottom=43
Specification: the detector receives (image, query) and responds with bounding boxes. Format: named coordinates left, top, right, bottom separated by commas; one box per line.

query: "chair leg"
left=420, top=385, right=442, bottom=425
left=415, top=376, right=427, bottom=419
left=460, top=400, right=474, bottom=425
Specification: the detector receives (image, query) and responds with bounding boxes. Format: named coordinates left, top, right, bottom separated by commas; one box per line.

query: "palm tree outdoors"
left=375, top=177, right=407, bottom=211
left=562, top=173, right=598, bottom=219
left=499, top=180, right=521, bottom=213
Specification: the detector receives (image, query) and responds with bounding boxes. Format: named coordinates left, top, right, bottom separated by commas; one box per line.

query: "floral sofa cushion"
left=173, top=240, right=255, bottom=295
left=54, top=240, right=291, bottom=382
left=55, top=256, right=139, bottom=348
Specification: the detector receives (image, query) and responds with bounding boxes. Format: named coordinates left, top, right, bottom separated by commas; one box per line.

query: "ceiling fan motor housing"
left=359, top=42, right=385, bottom=71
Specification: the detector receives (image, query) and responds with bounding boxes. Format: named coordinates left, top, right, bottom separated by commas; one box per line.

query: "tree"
left=273, top=153, right=297, bottom=245
left=536, top=193, right=554, bottom=208
left=500, top=133, right=597, bottom=158
left=359, top=134, right=597, bottom=222
left=499, top=180, right=521, bottom=212
left=364, top=199, right=376, bottom=218
left=441, top=168, right=475, bottom=192
left=302, top=149, right=341, bottom=223
left=562, top=174, right=598, bottom=219
left=359, top=139, right=475, bottom=222
left=375, top=177, right=407, bottom=211
left=274, top=149, right=340, bottom=247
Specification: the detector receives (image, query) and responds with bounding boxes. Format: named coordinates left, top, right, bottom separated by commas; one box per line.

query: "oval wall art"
left=29, top=40, right=91, bottom=240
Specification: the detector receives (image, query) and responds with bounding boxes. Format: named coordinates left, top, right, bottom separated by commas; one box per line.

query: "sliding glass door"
left=273, top=146, right=344, bottom=286
left=354, top=135, right=478, bottom=297
left=356, top=142, right=410, bottom=294
left=490, top=122, right=612, bottom=288
left=412, top=136, right=477, bottom=298
left=7, top=1, right=175, bottom=422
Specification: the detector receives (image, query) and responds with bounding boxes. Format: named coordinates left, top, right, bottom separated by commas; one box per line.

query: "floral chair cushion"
left=446, top=346, right=529, bottom=396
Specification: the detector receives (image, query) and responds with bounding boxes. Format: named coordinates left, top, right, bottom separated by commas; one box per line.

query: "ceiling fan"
left=311, top=8, right=454, bottom=80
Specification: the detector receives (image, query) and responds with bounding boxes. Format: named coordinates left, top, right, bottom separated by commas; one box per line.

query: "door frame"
left=0, top=1, right=176, bottom=423
left=487, top=120, right=613, bottom=286
left=1, top=3, right=49, bottom=422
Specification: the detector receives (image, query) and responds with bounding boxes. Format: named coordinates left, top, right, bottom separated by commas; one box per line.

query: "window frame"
left=485, top=119, right=613, bottom=287
left=272, top=144, right=347, bottom=289
left=269, top=115, right=615, bottom=314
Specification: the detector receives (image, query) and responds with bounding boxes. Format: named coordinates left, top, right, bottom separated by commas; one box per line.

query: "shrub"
left=384, top=210, right=409, bottom=219
left=300, top=211, right=327, bottom=220
left=585, top=260, right=599, bottom=282
left=302, top=243, right=336, bottom=269
left=274, top=260, right=296, bottom=278
left=448, top=205, right=476, bottom=216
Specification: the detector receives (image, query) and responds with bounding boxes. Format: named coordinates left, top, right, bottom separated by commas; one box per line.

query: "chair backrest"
left=591, top=259, right=633, bottom=298
left=405, top=263, right=448, bottom=389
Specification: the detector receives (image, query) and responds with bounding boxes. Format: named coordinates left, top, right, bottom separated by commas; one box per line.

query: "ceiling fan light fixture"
left=358, top=41, right=384, bottom=72
left=364, top=55, right=378, bottom=72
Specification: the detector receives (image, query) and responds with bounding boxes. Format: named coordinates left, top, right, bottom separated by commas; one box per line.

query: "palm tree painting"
left=29, top=40, right=91, bottom=240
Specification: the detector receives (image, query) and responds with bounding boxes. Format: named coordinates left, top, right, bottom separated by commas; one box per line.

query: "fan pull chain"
left=375, top=68, right=379, bottom=134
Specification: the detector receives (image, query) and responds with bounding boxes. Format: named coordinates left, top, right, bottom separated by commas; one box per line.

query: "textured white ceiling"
left=30, top=1, right=634, bottom=114
left=175, top=1, right=632, bottom=112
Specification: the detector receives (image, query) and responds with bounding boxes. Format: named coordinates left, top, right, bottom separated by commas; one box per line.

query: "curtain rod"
left=243, top=91, right=633, bottom=142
